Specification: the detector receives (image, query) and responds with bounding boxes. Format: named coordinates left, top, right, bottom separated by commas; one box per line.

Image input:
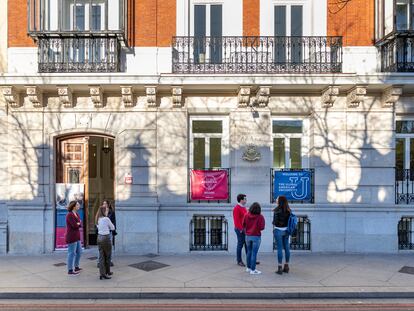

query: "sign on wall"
left=55, top=183, right=85, bottom=249
left=190, top=170, right=229, bottom=201
left=273, top=170, right=312, bottom=202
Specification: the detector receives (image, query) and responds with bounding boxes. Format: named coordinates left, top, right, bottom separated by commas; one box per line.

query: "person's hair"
left=275, top=195, right=291, bottom=213
left=237, top=194, right=246, bottom=203
left=103, top=199, right=114, bottom=212
left=67, top=200, right=77, bottom=212
left=249, top=202, right=261, bottom=215
left=95, top=205, right=107, bottom=224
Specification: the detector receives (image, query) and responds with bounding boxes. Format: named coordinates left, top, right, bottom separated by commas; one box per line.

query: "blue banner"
left=273, top=170, right=312, bottom=202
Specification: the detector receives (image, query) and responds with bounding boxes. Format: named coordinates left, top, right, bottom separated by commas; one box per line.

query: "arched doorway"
left=55, top=134, right=115, bottom=248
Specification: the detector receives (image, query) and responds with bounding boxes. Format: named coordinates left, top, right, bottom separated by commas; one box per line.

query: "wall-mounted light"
left=102, top=137, right=112, bottom=154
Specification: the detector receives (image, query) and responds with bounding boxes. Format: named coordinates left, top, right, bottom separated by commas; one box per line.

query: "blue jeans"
left=274, top=229, right=290, bottom=265
left=67, top=240, right=82, bottom=271
left=234, top=228, right=246, bottom=263
left=245, top=235, right=261, bottom=271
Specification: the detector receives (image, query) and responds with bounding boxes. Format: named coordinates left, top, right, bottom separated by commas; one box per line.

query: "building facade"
left=0, top=0, right=412, bottom=254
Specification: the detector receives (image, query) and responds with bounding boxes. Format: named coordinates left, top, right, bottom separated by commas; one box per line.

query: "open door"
left=57, top=135, right=114, bottom=247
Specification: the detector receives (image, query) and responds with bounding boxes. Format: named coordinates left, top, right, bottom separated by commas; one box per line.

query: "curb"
left=1, top=292, right=414, bottom=300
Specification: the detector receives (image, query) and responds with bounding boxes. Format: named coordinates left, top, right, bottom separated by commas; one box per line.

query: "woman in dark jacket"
left=272, top=195, right=291, bottom=275
left=66, top=200, right=82, bottom=276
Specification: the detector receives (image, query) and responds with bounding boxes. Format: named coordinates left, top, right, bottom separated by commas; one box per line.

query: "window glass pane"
left=91, top=5, right=101, bottom=31
left=397, top=2, right=409, bottom=30
left=193, top=217, right=206, bottom=246
left=273, top=138, right=285, bottom=168
left=291, top=5, right=303, bottom=36
left=89, top=144, right=97, bottom=178
left=290, top=138, right=302, bottom=168
left=397, top=121, right=414, bottom=133
left=273, top=120, right=302, bottom=133
left=410, top=138, right=414, bottom=170
left=193, top=138, right=205, bottom=169
left=396, top=138, right=405, bottom=171
left=75, top=5, right=85, bottom=31
left=68, top=168, right=80, bottom=183
left=192, top=120, right=222, bottom=133
left=210, top=138, right=221, bottom=168
left=210, top=218, right=222, bottom=246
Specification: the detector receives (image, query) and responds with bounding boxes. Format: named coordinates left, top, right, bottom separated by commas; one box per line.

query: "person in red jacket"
left=233, top=194, right=247, bottom=266
left=242, top=202, right=265, bottom=275
left=66, top=200, right=82, bottom=276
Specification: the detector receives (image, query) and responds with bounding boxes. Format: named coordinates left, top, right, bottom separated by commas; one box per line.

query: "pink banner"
left=190, top=170, right=229, bottom=200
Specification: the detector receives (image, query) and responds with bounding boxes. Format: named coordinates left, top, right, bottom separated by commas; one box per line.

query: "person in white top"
left=95, top=205, right=115, bottom=280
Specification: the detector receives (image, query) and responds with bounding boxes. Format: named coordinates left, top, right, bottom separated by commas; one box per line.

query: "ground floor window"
left=396, top=120, right=414, bottom=204
left=399, top=216, right=414, bottom=250
left=273, top=215, right=311, bottom=250
left=190, top=215, right=228, bottom=251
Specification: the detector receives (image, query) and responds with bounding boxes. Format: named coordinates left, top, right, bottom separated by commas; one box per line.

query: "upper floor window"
left=396, top=120, right=414, bottom=171
left=28, top=0, right=128, bottom=35
left=190, top=117, right=229, bottom=169
left=396, top=0, right=414, bottom=30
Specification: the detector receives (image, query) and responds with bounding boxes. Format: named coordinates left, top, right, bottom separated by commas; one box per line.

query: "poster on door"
left=273, top=170, right=312, bottom=202
left=190, top=169, right=229, bottom=201
left=55, top=183, right=85, bottom=249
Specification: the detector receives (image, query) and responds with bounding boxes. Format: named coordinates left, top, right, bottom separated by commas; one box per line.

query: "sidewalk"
left=1, top=249, right=414, bottom=299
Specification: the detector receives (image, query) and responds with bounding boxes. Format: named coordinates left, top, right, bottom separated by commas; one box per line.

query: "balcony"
left=27, top=0, right=130, bottom=73
left=377, top=31, right=414, bottom=72
left=38, top=34, right=121, bottom=73
left=172, top=36, right=342, bottom=74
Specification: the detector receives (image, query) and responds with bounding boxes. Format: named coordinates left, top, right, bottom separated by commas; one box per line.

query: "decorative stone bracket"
left=2, top=86, right=21, bottom=108
left=238, top=86, right=251, bottom=108
left=90, top=86, right=104, bottom=108
left=26, top=86, right=44, bottom=108
left=347, top=85, right=366, bottom=108
left=172, top=86, right=183, bottom=108
left=146, top=86, right=157, bottom=108
left=382, top=86, right=402, bottom=108
left=321, top=85, right=339, bottom=108
left=121, top=86, right=134, bottom=107
left=255, top=86, right=270, bottom=108
left=57, top=86, right=73, bottom=108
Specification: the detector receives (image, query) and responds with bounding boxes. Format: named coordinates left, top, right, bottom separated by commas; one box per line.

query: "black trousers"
left=97, top=234, right=112, bottom=276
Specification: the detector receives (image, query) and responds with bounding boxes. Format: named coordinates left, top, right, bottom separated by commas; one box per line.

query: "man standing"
left=233, top=194, right=247, bottom=266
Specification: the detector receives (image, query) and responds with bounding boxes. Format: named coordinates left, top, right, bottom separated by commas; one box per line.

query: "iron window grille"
left=190, top=215, right=228, bottom=251
left=395, top=169, right=414, bottom=204
left=270, top=168, right=315, bottom=204
left=273, top=216, right=311, bottom=251
left=188, top=168, right=231, bottom=203
left=398, top=217, right=414, bottom=250
left=172, top=36, right=343, bottom=74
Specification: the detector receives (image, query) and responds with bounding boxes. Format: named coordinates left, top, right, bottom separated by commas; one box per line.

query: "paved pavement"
left=1, top=249, right=414, bottom=299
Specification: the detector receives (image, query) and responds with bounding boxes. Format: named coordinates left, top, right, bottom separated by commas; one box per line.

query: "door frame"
left=54, top=132, right=115, bottom=248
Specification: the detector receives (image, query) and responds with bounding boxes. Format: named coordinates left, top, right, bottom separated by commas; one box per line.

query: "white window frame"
left=395, top=117, right=414, bottom=170
left=261, top=0, right=312, bottom=36
left=189, top=116, right=229, bottom=169
left=270, top=116, right=310, bottom=168
left=67, top=0, right=106, bottom=31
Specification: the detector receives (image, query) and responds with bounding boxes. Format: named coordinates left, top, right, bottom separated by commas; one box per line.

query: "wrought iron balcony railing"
left=172, top=36, right=342, bottom=74
left=378, top=31, right=414, bottom=72
left=38, top=34, right=121, bottom=73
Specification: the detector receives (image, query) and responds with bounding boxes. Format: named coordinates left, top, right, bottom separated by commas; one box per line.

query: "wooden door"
left=57, top=137, right=89, bottom=245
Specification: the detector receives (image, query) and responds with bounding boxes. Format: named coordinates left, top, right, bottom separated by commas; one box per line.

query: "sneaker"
left=250, top=269, right=262, bottom=275
left=74, top=267, right=82, bottom=272
left=237, top=261, right=246, bottom=267
left=68, top=270, right=80, bottom=276
left=245, top=268, right=251, bottom=273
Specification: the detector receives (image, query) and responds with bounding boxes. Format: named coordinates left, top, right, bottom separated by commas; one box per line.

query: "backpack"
left=286, top=213, right=298, bottom=236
